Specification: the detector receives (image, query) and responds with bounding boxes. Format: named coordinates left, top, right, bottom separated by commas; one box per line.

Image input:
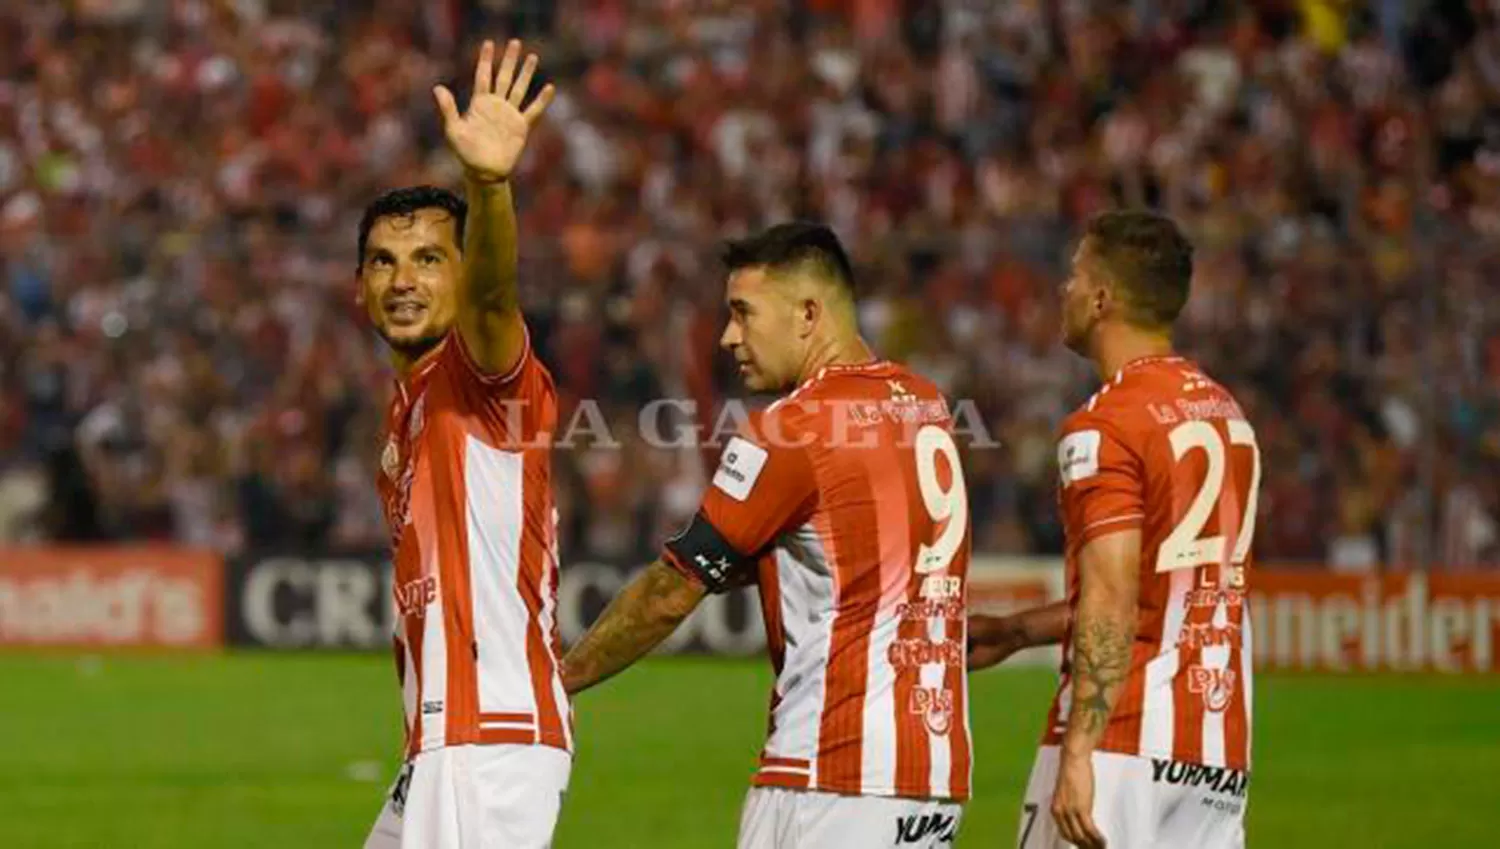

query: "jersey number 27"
left=1156, top=419, right=1261, bottom=577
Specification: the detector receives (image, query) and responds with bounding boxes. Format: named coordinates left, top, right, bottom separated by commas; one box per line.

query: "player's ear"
left=1094, top=280, right=1113, bottom=317
left=798, top=297, right=820, bottom=338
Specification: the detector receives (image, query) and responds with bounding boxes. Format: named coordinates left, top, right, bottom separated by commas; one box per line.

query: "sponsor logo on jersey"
left=909, top=686, right=955, bottom=735
left=1187, top=664, right=1237, bottom=712
left=1176, top=622, right=1243, bottom=650
left=712, top=436, right=769, bottom=502
left=1057, top=429, right=1101, bottom=485
left=888, top=638, right=963, bottom=670
left=1150, top=758, right=1251, bottom=798
left=895, top=811, right=958, bottom=844
left=395, top=575, right=437, bottom=618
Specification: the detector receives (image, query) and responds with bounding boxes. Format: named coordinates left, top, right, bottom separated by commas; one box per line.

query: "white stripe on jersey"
left=861, top=605, right=899, bottom=792
left=1140, top=568, right=1194, bottom=755
left=766, top=527, right=834, bottom=785
left=398, top=620, right=418, bottom=738
left=464, top=436, right=536, bottom=734
left=924, top=610, right=951, bottom=797
left=1200, top=599, right=1233, bottom=764
left=420, top=595, right=449, bottom=750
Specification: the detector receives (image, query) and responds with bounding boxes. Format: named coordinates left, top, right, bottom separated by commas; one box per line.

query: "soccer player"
left=357, top=39, right=567, bottom=849
left=562, top=222, right=974, bottom=849
left=969, top=210, right=1259, bottom=849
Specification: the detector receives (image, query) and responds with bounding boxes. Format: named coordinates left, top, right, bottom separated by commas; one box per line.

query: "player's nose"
left=719, top=322, right=740, bottom=350
left=390, top=267, right=418, bottom=293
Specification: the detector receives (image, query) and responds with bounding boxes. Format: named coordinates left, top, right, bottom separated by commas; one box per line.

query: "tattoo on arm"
left=1061, top=530, right=1140, bottom=754
left=561, top=560, right=706, bottom=695
left=1069, top=617, right=1132, bottom=735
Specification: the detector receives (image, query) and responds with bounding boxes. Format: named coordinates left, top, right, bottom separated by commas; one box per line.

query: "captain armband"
left=662, top=512, right=755, bottom=594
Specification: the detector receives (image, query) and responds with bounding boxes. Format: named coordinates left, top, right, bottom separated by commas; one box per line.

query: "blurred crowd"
left=2, top=0, right=1499, bottom=569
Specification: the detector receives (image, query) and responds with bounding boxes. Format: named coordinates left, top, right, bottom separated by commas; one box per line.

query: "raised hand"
left=433, top=39, right=555, bottom=183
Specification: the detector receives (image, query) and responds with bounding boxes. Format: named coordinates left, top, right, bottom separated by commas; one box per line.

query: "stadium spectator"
left=2, top=0, right=1498, bottom=567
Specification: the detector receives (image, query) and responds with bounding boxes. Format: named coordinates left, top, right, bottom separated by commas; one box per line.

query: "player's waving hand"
left=432, top=38, right=555, bottom=184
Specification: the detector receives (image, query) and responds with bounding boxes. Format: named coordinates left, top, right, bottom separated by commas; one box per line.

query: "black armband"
left=662, top=511, right=754, bottom=594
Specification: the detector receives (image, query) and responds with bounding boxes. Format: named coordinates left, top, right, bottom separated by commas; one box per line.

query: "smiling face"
left=357, top=208, right=462, bottom=365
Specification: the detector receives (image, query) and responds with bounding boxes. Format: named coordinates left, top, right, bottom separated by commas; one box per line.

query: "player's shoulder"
left=792, top=360, right=947, bottom=406
left=435, top=328, right=556, bottom=396
left=763, top=360, right=950, bottom=435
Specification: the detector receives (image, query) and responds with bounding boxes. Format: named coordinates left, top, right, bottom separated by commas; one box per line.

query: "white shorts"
left=363, top=744, right=571, bottom=849
left=1018, top=746, right=1247, bottom=849
left=737, top=786, right=964, bottom=849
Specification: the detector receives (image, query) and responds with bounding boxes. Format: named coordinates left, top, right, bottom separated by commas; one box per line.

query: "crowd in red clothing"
left=2, top=0, right=1498, bottom=568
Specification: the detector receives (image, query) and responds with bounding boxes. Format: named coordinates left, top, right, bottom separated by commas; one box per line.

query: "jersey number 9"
left=915, top=425, right=968, bottom=575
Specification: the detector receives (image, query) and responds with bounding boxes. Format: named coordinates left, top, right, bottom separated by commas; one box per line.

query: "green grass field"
left=1, top=654, right=1495, bottom=848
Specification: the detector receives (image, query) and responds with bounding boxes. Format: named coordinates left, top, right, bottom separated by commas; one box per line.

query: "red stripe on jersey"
left=478, top=712, right=534, bottom=723
left=435, top=445, right=480, bottom=750
left=520, top=449, right=566, bottom=749
left=1172, top=642, right=1205, bottom=764
left=478, top=727, right=540, bottom=746
left=815, top=505, right=878, bottom=791
left=1224, top=621, right=1250, bottom=769
left=753, top=770, right=811, bottom=790
left=760, top=756, right=809, bottom=769
left=945, top=658, right=970, bottom=798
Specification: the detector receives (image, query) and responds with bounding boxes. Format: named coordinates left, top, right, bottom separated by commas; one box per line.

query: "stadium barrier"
left=4, top=546, right=1499, bottom=673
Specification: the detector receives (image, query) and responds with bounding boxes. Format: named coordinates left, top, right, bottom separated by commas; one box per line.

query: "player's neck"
left=798, top=334, right=876, bottom=384
left=1091, top=324, right=1175, bottom=382
left=390, top=340, right=444, bottom=382
left=392, top=351, right=416, bottom=379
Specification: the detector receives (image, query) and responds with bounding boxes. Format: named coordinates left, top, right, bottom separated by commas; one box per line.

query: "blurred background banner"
left=1249, top=570, right=1500, bottom=673
left=7, top=546, right=1498, bottom=673
left=225, top=551, right=392, bottom=650
left=0, top=546, right=221, bottom=650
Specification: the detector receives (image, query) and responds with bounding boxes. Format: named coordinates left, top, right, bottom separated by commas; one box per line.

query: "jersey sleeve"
left=662, top=410, right=817, bottom=593
left=1057, top=412, right=1145, bottom=548
left=441, top=326, right=557, bottom=439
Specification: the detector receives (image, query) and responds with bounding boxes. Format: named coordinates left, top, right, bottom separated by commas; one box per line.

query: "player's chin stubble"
left=381, top=326, right=447, bottom=361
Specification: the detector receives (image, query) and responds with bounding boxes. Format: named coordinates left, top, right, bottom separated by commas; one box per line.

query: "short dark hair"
left=720, top=221, right=857, bottom=295
left=1083, top=210, right=1194, bottom=328
left=357, top=186, right=468, bottom=271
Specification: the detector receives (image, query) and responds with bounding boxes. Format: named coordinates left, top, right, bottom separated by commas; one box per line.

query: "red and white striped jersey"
left=377, top=330, right=570, bottom=761
left=1043, top=355, right=1258, bottom=770
left=664, top=361, right=973, bottom=801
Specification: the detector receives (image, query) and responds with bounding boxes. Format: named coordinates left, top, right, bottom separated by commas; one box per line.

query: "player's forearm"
left=461, top=176, right=520, bottom=315
left=1061, top=580, right=1136, bottom=758
left=992, top=601, right=1072, bottom=649
left=562, top=560, right=706, bottom=694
